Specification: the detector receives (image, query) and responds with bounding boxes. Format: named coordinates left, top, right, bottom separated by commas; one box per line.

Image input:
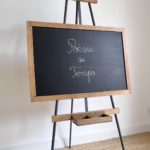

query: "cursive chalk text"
left=67, top=38, right=94, bottom=54
left=70, top=66, right=95, bottom=83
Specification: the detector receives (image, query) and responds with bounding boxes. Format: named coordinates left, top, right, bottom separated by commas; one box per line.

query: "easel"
left=51, top=0, right=125, bottom=150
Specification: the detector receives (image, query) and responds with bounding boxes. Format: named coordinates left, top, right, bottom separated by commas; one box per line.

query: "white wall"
left=0, top=0, right=150, bottom=149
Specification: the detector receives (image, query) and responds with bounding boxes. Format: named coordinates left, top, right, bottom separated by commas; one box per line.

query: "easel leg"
left=88, top=3, right=96, bottom=26
left=78, top=1, right=82, bottom=24
left=75, top=1, right=79, bottom=24
left=69, top=99, right=74, bottom=148
left=85, top=97, right=88, bottom=112
left=51, top=100, right=59, bottom=150
left=51, top=1, right=69, bottom=149
left=63, top=0, right=68, bottom=23
left=110, top=96, right=125, bottom=150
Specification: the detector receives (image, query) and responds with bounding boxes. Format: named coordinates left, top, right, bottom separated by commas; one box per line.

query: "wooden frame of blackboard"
left=27, top=21, right=131, bottom=102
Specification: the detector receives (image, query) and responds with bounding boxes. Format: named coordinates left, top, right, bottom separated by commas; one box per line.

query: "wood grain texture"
left=27, top=21, right=131, bottom=102
left=73, top=115, right=112, bottom=126
left=73, top=0, right=98, bottom=4
left=52, top=108, right=120, bottom=122
left=59, top=133, right=150, bottom=150
left=27, top=21, right=125, bottom=32
left=32, top=90, right=130, bottom=102
left=27, top=22, right=36, bottom=99
left=122, top=30, right=132, bottom=93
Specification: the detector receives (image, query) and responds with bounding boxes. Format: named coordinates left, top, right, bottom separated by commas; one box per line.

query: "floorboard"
left=59, top=132, right=150, bottom=150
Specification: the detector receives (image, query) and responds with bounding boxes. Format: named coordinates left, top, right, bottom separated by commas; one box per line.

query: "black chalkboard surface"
left=27, top=22, right=131, bottom=102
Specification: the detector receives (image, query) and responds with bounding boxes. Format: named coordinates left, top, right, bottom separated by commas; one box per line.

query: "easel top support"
left=73, top=0, right=98, bottom=4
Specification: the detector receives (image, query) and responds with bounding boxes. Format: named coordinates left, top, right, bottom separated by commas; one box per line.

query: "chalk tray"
left=72, top=111, right=112, bottom=126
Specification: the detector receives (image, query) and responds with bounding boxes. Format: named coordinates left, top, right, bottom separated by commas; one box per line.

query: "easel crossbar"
left=52, top=108, right=120, bottom=122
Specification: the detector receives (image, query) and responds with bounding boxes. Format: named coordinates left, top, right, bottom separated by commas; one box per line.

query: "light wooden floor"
left=60, top=133, right=150, bottom=150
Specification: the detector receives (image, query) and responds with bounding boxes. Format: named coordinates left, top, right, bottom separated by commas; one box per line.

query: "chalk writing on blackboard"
left=67, top=38, right=96, bottom=83
left=78, top=56, right=86, bottom=63
left=67, top=38, right=95, bottom=54
left=70, top=66, right=95, bottom=83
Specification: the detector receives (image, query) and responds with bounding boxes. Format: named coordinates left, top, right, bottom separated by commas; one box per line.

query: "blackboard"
left=27, top=21, right=131, bottom=102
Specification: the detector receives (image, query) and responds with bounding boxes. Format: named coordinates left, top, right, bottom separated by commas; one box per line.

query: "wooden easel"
left=51, top=0, right=126, bottom=150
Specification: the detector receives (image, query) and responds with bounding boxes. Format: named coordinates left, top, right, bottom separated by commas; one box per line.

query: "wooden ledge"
left=73, top=0, right=98, bottom=4
left=73, top=114, right=112, bottom=126
left=52, top=108, right=120, bottom=123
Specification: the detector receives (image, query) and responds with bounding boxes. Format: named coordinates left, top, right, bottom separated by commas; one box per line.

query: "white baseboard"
left=1, top=123, right=150, bottom=150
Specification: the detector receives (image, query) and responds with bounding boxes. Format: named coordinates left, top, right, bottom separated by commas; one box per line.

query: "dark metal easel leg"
left=51, top=1, right=69, bottom=149
left=75, top=1, right=79, bottom=24
left=51, top=100, right=59, bottom=150
left=110, top=96, right=125, bottom=150
left=69, top=99, right=74, bottom=148
left=88, top=3, right=96, bottom=26
left=85, top=97, right=88, bottom=112
left=63, top=0, right=68, bottom=23
left=78, top=1, right=82, bottom=24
